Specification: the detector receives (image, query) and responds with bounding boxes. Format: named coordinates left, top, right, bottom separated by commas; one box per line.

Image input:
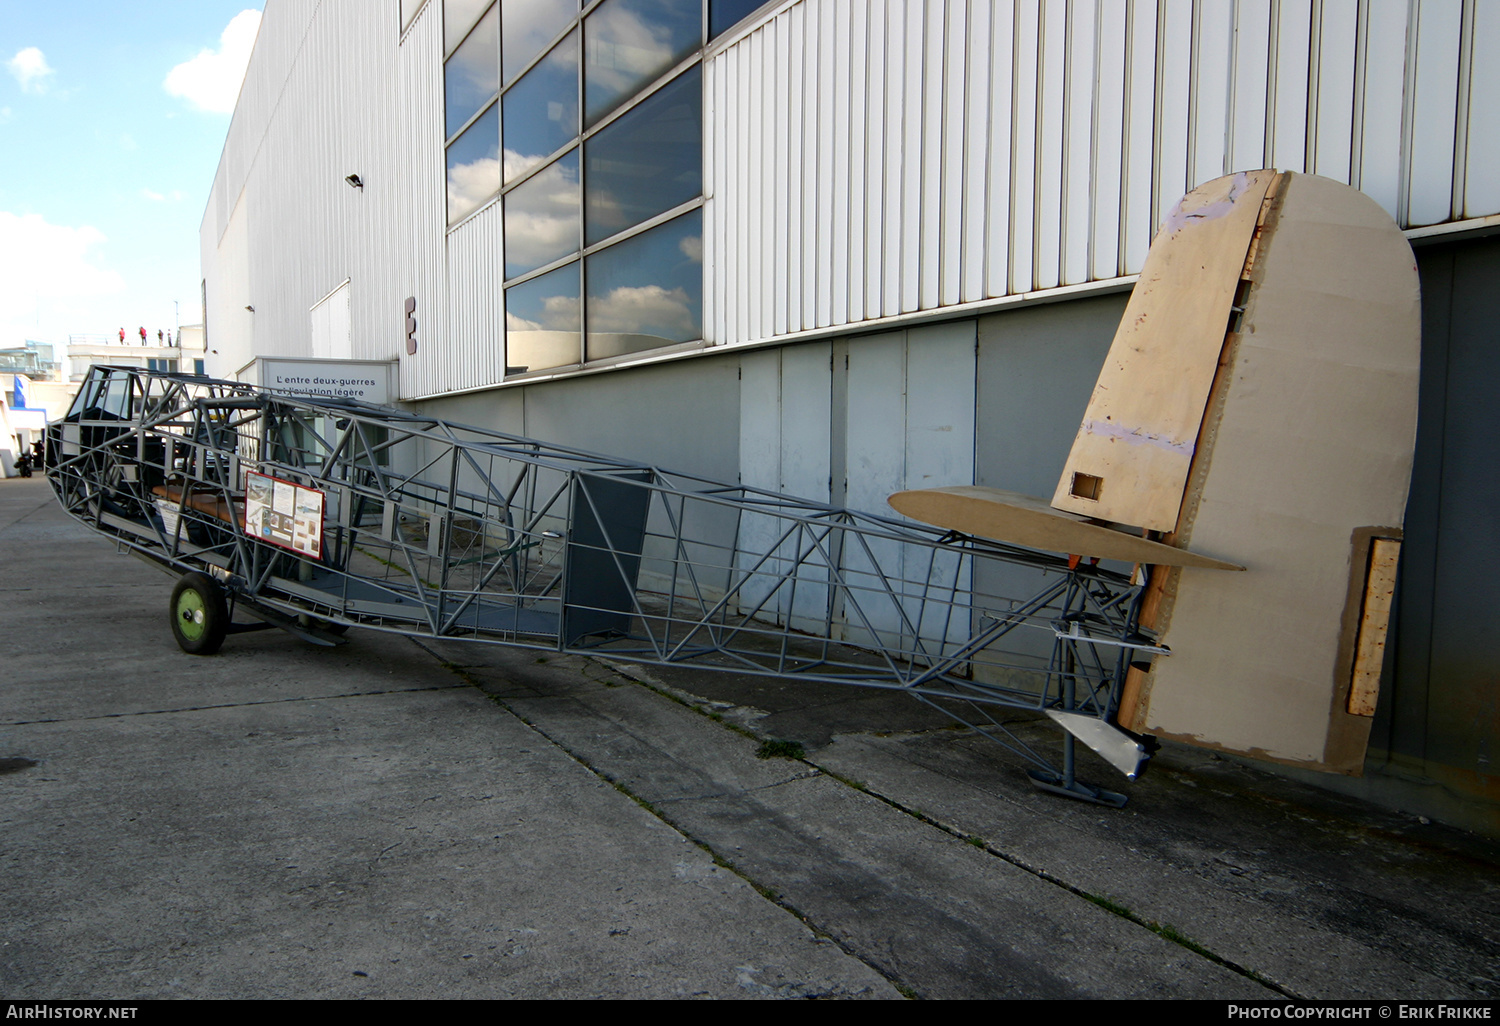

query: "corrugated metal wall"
left=443, top=204, right=508, bottom=390
left=205, top=0, right=1499, bottom=396
left=706, top=0, right=1500, bottom=349
left=204, top=0, right=411, bottom=387
left=399, top=0, right=458, bottom=400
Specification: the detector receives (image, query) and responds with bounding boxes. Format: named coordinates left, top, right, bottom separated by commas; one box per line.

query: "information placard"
left=244, top=471, right=324, bottom=558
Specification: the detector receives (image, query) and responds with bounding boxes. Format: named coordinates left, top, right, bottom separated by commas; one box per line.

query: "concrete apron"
left=2, top=476, right=1495, bottom=999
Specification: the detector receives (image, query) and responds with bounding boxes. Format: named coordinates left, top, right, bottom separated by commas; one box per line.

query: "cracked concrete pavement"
left=3, top=476, right=1497, bottom=999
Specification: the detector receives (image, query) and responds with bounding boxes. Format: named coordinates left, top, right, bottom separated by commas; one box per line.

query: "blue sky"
left=0, top=2, right=263, bottom=350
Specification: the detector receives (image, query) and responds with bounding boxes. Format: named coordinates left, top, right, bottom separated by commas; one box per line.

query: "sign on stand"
left=244, top=471, right=325, bottom=558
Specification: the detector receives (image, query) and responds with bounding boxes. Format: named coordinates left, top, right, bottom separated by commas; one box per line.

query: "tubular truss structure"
left=48, top=366, right=1161, bottom=803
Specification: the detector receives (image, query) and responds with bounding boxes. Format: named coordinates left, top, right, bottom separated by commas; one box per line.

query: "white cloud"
left=446, top=155, right=501, bottom=221
left=141, top=189, right=165, bottom=202
left=0, top=212, right=125, bottom=349
left=7, top=47, right=54, bottom=93
left=586, top=7, right=673, bottom=101
left=504, top=159, right=580, bottom=271
left=679, top=235, right=703, bottom=263
left=588, top=284, right=693, bottom=339
left=163, top=10, right=262, bottom=114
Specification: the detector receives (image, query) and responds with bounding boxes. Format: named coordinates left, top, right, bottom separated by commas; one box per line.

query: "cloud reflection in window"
left=586, top=210, right=702, bottom=360
left=584, top=0, right=701, bottom=127
left=444, top=0, right=492, bottom=55
left=444, top=4, right=499, bottom=139
left=502, top=30, right=579, bottom=185
left=446, top=105, right=500, bottom=223
left=504, top=151, right=581, bottom=279
left=503, top=0, right=580, bottom=85
left=585, top=65, right=700, bottom=246
left=506, top=262, right=581, bottom=373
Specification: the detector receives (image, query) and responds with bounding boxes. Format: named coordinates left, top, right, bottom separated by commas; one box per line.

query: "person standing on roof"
left=139, top=326, right=147, bottom=343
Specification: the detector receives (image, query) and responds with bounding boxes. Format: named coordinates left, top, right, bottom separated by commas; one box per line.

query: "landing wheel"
left=170, top=572, right=229, bottom=655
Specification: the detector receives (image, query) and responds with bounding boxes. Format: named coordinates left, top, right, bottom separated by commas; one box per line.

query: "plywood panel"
left=1136, top=173, right=1421, bottom=772
left=891, top=486, right=1243, bottom=569
left=1050, top=169, right=1275, bottom=531
left=1349, top=537, right=1401, bottom=717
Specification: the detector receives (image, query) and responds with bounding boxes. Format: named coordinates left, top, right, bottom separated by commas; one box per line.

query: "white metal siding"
left=396, top=0, right=449, bottom=399
left=705, top=0, right=1500, bottom=350
left=444, top=203, right=507, bottom=391
left=203, top=0, right=409, bottom=383
left=206, top=0, right=1498, bottom=398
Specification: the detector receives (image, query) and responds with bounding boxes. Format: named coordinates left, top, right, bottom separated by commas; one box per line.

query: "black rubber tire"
left=170, top=572, right=229, bottom=655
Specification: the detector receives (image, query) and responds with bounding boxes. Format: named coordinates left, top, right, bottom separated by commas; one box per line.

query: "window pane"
left=444, top=4, right=499, bottom=139
left=446, top=105, right=500, bottom=223
left=584, top=0, right=701, bottom=128
left=506, top=263, right=581, bottom=373
left=505, top=150, right=581, bottom=279
left=444, top=0, right=492, bottom=54
left=585, top=66, right=700, bottom=246
left=444, top=0, right=491, bottom=55
left=503, top=0, right=579, bottom=86
left=709, top=0, right=767, bottom=40
left=502, top=30, right=580, bottom=184
left=585, top=209, right=702, bottom=360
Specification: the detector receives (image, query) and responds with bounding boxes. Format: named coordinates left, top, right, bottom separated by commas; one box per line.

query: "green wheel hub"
left=175, top=588, right=208, bottom=642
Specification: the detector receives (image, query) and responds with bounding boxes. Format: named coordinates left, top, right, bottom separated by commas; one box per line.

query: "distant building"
left=200, top=0, right=1500, bottom=831
left=0, top=341, right=62, bottom=382
left=66, top=328, right=208, bottom=382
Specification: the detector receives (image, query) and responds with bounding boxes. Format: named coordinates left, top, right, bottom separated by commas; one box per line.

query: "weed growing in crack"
left=756, top=739, right=806, bottom=761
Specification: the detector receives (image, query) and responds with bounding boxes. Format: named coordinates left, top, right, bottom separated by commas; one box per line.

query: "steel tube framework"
left=48, top=366, right=1162, bottom=803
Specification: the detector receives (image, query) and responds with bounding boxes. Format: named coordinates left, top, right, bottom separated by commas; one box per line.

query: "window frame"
left=439, top=1, right=773, bottom=375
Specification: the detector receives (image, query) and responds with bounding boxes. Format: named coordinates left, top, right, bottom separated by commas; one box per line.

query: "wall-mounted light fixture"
left=345, top=174, right=364, bottom=190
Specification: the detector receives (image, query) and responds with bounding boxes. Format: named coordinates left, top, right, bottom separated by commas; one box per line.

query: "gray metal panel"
left=1384, top=235, right=1500, bottom=790
left=974, top=293, right=1125, bottom=499
left=521, top=357, right=741, bottom=483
